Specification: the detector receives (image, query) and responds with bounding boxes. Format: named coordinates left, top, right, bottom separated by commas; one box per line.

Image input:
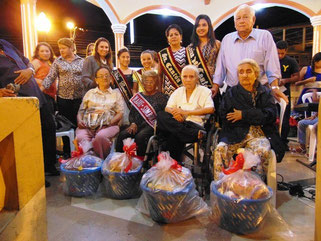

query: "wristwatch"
left=271, top=86, right=279, bottom=90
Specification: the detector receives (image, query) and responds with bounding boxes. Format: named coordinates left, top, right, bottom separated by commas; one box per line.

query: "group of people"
left=1, top=4, right=320, bottom=186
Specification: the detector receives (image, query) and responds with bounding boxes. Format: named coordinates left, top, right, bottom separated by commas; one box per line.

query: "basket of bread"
left=60, top=143, right=102, bottom=197
left=211, top=149, right=272, bottom=234
left=137, top=152, right=209, bottom=223
left=101, top=138, right=143, bottom=199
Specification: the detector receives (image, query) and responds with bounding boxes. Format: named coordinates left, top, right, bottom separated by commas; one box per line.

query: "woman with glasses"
left=76, top=67, right=123, bottom=159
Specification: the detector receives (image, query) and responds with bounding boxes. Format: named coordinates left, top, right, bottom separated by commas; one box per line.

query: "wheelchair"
left=143, top=114, right=220, bottom=198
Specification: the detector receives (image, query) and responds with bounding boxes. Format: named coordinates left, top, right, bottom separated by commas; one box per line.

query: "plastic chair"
left=301, top=92, right=318, bottom=163
left=56, top=129, right=75, bottom=153
left=307, top=122, right=318, bottom=163
left=278, top=98, right=287, bottom=135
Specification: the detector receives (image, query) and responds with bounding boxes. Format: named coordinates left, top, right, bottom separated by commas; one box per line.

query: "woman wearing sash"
left=116, top=70, right=167, bottom=156
left=187, top=14, right=220, bottom=95
left=82, top=37, right=113, bottom=91
left=158, top=24, right=187, bottom=96
left=133, top=50, right=154, bottom=92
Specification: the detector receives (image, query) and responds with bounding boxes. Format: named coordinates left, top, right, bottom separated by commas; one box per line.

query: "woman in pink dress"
left=31, top=42, right=56, bottom=113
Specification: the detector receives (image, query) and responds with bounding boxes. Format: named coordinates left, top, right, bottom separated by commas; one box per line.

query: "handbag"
left=52, top=113, right=75, bottom=132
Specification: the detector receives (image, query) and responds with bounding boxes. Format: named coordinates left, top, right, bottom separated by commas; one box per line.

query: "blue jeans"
left=298, top=118, right=318, bottom=145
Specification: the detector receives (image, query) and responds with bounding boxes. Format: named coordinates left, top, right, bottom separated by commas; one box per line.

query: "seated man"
left=116, top=70, right=168, bottom=156
left=76, top=67, right=123, bottom=159
left=294, top=89, right=319, bottom=154
left=157, top=65, right=214, bottom=161
left=0, top=40, right=58, bottom=185
left=214, top=59, right=285, bottom=180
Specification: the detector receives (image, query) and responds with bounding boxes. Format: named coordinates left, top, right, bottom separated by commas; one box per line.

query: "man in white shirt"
left=157, top=65, right=214, bottom=161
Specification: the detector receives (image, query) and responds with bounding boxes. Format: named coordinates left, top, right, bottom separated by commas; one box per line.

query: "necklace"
left=101, top=58, right=107, bottom=65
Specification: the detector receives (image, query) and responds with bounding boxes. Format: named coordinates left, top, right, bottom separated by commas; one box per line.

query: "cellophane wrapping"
left=101, top=138, right=143, bottom=199
left=61, top=154, right=103, bottom=197
left=210, top=149, right=294, bottom=239
left=137, top=152, right=209, bottom=223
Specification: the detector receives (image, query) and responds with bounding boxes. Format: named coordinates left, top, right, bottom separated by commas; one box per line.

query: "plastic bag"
left=210, top=149, right=294, bottom=238
left=101, top=138, right=143, bottom=199
left=61, top=146, right=102, bottom=171
left=82, top=107, right=113, bottom=130
left=102, top=138, right=142, bottom=173
left=137, top=152, right=209, bottom=223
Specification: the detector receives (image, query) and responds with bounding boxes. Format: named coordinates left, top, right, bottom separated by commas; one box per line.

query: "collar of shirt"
left=233, top=28, right=257, bottom=42
left=58, top=55, right=82, bottom=62
left=92, top=87, right=113, bottom=95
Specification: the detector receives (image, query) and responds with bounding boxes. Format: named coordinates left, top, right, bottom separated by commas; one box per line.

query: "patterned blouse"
left=163, top=47, right=186, bottom=96
left=201, top=40, right=220, bottom=77
left=42, top=55, right=84, bottom=100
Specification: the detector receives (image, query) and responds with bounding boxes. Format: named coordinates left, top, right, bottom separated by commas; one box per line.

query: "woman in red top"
left=31, top=42, right=56, bottom=113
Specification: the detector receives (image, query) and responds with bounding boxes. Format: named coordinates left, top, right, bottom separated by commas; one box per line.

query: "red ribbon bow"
left=122, top=143, right=142, bottom=173
left=71, top=146, right=84, bottom=158
left=156, top=153, right=182, bottom=171
left=222, top=153, right=245, bottom=175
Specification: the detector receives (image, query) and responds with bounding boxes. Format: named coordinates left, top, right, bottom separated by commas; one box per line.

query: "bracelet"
left=28, top=67, right=35, bottom=75
left=271, top=86, right=279, bottom=90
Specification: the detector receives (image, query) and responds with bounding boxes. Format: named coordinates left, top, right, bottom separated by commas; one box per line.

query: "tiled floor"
left=44, top=149, right=316, bottom=241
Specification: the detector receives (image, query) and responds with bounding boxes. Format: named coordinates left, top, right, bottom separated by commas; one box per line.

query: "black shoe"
left=45, top=166, right=60, bottom=176
left=45, top=180, right=51, bottom=188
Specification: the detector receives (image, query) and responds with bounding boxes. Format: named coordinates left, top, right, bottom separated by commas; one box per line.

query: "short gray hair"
left=142, top=70, right=158, bottom=83
left=237, top=58, right=260, bottom=80
left=182, top=65, right=199, bottom=79
left=234, top=4, right=255, bottom=20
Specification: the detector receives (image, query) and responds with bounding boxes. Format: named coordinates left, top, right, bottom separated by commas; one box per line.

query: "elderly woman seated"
left=213, top=58, right=285, bottom=180
left=157, top=65, right=215, bottom=161
left=76, top=67, right=123, bottom=159
left=116, top=70, right=168, bottom=156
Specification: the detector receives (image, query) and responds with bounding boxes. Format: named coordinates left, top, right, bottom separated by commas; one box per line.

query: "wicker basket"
left=102, top=163, right=143, bottom=199
left=211, top=182, right=273, bottom=234
left=61, top=165, right=102, bottom=197
left=140, top=181, right=196, bottom=223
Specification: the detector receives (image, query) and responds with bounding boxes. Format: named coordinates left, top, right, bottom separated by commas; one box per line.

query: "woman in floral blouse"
left=41, top=38, right=84, bottom=155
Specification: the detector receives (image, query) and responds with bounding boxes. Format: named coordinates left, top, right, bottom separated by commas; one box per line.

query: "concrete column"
left=310, top=15, right=321, bottom=56
left=111, top=24, right=127, bottom=67
left=20, top=0, right=38, bottom=60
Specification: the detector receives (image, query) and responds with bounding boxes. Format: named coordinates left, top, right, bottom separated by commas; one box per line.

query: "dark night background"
left=0, top=0, right=311, bottom=67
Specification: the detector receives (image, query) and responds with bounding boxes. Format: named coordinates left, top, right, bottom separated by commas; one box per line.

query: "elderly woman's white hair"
left=182, top=64, right=200, bottom=79
left=237, top=58, right=260, bottom=80
left=142, top=70, right=158, bottom=82
left=234, top=4, right=255, bottom=19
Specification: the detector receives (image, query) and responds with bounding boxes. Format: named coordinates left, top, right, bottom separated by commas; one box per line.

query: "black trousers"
left=40, top=102, right=57, bottom=171
left=116, top=124, right=154, bottom=156
left=57, top=97, right=82, bottom=154
left=156, top=111, right=204, bottom=162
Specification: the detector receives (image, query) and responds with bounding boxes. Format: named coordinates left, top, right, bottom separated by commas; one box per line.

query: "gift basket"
left=137, top=152, right=209, bottom=223
left=60, top=142, right=102, bottom=197
left=211, top=149, right=273, bottom=234
left=101, top=138, right=143, bottom=199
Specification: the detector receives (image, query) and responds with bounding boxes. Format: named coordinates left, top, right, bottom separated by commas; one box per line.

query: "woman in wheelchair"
left=214, top=58, right=284, bottom=180
left=157, top=65, right=215, bottom=162
left=76, top=67, right=123, bottom=159
left=116, top=70, right=168, bottom=156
